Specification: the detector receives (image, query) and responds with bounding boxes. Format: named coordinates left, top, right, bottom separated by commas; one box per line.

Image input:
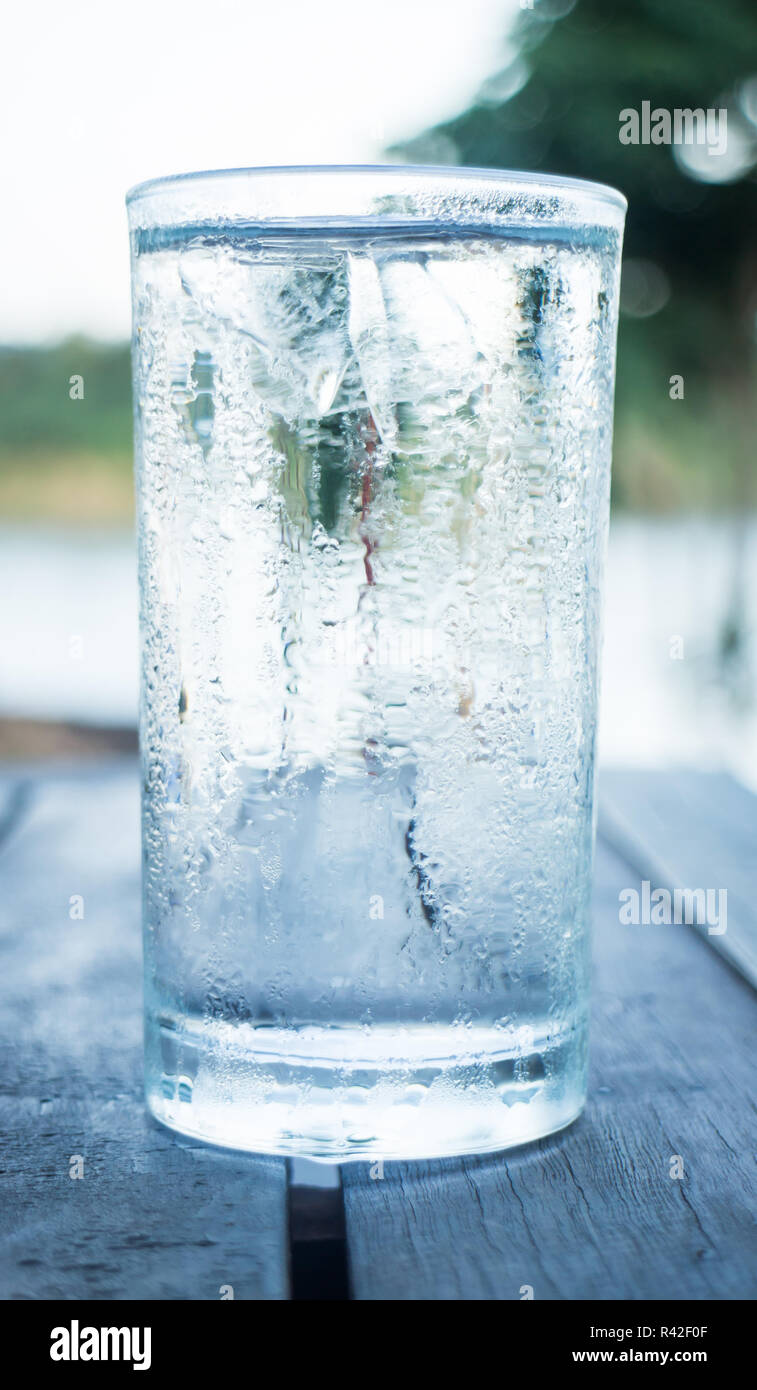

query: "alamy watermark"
left=318, top=619, right=434, bottom=670
left=619, top=102, right=727, bottom=157
left=618, top=880, right=727, bottom=935
left=50, top=1321, right=151, bottom=1371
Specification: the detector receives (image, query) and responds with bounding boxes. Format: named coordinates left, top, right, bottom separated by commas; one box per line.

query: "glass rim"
left=126, top=163, right=627, bottom=228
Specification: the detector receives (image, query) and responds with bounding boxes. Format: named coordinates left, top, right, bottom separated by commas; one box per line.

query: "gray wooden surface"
left=1, top=760, right=755, bottom=1300
left=0, top=764, right=287, bottom=1301
left=344, top=771, right=757, bottom=1300
left=600, top=768, right=757, bottom=984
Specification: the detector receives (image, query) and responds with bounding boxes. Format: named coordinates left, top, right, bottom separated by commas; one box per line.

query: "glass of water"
left=127, top=166, right=625, bottom=1160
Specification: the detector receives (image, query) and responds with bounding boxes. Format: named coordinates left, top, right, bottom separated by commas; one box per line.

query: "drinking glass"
left=127, top=166, right=626, bottom=1159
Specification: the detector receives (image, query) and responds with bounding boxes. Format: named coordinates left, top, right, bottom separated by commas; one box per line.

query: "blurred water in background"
left=0, top=526, right=138, bottom=726
left=601, top=517, right=757, bottom=784
left=1, top=516, right=755, bottom=787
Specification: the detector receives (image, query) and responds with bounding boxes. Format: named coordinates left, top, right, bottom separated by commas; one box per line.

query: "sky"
left=1, top=0, right=517, bottom=343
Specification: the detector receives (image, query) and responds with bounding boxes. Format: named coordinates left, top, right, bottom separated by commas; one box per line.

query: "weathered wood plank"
left=343, top=826, right=757, bottom=1300
left=0, top=762, right=288, bottom=1300
left=599, top=768, right=757, bottom=985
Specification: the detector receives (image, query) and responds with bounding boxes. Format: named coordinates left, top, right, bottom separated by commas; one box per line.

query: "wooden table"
left=1, top=760, right=754, bottom=1300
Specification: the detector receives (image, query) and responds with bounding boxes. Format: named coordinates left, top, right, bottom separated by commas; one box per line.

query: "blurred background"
left=2, top=0, right=756, bottom=780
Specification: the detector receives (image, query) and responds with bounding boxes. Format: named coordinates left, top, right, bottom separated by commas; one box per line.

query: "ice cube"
left=348, top=247, right=484, bottom=456
left=179, top=246, right=352, bottom=420
left=347, top=251, right=398, bottom=449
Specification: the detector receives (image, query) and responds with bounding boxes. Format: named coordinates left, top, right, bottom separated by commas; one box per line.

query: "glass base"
left=146, top=1014, right=587, bottom=1161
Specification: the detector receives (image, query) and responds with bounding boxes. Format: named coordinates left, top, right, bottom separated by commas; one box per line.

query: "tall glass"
left=127, top=167, right=625, bottom=1160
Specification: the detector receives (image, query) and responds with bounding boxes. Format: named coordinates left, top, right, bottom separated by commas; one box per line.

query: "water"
left=132, top=220, right=621, bottom=1158
left=4, top=517, right=756, bottom=778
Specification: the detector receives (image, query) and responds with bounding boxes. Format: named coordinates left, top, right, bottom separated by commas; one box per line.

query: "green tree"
left=396, top=0, right=757, bottom=510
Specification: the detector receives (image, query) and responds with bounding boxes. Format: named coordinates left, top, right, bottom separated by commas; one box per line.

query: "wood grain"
left=0, top=763, right=288, bottom=1300
left=600, top=768, right=757, bottom=985
left=343, top=819, right=757, bottom=1299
